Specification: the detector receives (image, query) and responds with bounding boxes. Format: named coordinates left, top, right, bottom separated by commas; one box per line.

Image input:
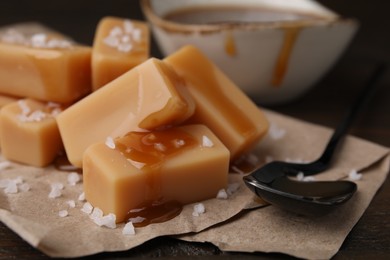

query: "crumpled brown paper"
left=0, top=109, right=389, bottom=258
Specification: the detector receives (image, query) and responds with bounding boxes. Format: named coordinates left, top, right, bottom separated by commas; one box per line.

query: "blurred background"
left=1, top=0, right=389, bottom=61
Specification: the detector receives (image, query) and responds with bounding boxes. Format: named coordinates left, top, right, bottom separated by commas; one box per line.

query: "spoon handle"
left=317, top=63, right=387, bottom=168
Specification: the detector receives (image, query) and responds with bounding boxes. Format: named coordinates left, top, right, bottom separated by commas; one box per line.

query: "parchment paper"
left=0, top=110, right=389, bottom=258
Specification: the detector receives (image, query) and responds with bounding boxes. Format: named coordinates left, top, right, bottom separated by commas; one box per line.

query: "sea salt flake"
left=110, top=26, right=123, bottom=37
left=202, top=135, right=214, bottom=148
left=4, top=182, right=18, bottom=194
left=19, top=183, right=30, bottom=192
left=154, top=143, right=166, bottom=152
left=0, top=161, right=12, bottom=171
left=66, top=200, right=76, bottom=208
left=59, top=210, right=68, bottom=218
left=81, top=202, right=93, bottom=214
left=216, top=189, right=228, bottom=199
left=192, top=203, right=205, bottom=217
left=127, top=159, right=146, bottom=170
left=269, top=123, right=286, bottom=140
left=48, top=182, right=64, bottom=198
left=349, top=169, right=362, bottom=181
left=78, top=192, right=86, bottom=201
left=105, top=136, right=116, bottom=149
left=122, top=222, right=136, bottom=235
left=90, top=207, right=104, bottom=220
left=123, top=20, right=134, bottom=33
left=227, top=182, right=240, bottom=195
left=104, top=36, right=120, bottom=47
left=132, top=29, right=142, bottom=42
left=67, top=172, right=81, bottom=186
left=172, top=139, right=185, bottom=148
left=117, top=42, right=133, bottom=52
left=93, top=213, right=116, bottom=229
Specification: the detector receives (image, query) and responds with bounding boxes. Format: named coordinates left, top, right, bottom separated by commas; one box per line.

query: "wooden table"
left=0, top=1, right=389, bottom=258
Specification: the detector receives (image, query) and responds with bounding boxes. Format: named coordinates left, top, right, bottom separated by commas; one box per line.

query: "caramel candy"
left=164, top=46, right=269, bottom=160
left=83, top=124, right=229, bottom=223
left=0, top=99, right=63, bottom=167
left=57, top=58, right=195, bottom=167
left=0, top=29, right=91, bottom=103
left=92, top=17, right=149, bottom=91
left=0, top=94, right=18, bottom=108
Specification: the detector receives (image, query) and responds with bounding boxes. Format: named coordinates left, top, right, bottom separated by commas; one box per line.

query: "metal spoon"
left=244, top=64, right=386, bottom=216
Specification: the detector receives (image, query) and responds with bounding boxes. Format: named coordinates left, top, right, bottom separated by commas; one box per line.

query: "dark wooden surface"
left=0, top=0, right=389, bottom=259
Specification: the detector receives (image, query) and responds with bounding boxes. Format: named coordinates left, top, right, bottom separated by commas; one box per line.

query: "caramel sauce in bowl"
left=141, top=0, right=358, bottom=105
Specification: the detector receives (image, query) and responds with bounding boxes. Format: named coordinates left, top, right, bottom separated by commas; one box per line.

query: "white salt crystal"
left=349, top=169, right=362, bottom=181
left=81, top=202, right=93, bottom=214
left=4, top=182, right=18, bottom=194
left=117, top=42, right=133, bottom=52
left=103, top=36, right=119, bottom=47
left=227, top=182, right=240, bottom=195
left=154, top=143, right=166, bottom=152
left=105, top=136, right=116, bottom=149
left=19, top=183, right=31, bottom=192
left=0, top=179, right=11, bottom=188
left=59, top=210, right=68, bottom=218
left=192, top=203, right=205, bottom=217
left=202, top=135, right=214, bottom=148
left=123, top=20, right=134, bottom=33
left=132, top=29, right=142, bottom=42
left=93, top=213, right=116, bottom=229
left=66, top=200, right=76, bottom=208
left=67, top=172, right=81, bottom=186
left=90, top=207, right=104, bottom=221
left=173, top=139, right=185, bottom=148
left=48, top=182, right=64, bottom=198
left=269, top=123, right=286, bottom=140
left=0, top=161, right=12, bottom=171
left=110, top=26, right=123, bottom=37
left=122, top=222, right=136, bottom=235
left=216, top=189, right=228, bottom=199
left=18, top=100, right=31, bottom=115
left=127, top=159, right=145, bottom=170
left=78, top=192, right=86, bottom=201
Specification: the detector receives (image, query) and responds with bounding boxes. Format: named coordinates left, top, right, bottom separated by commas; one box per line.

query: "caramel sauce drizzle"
left=225, top=31, right=237, bottom=57
left=272, top=27, right=301, bottom=87
left=114, top=129, right=198, bottom=226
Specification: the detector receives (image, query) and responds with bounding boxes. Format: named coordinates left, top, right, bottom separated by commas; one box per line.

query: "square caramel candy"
left=92, top=17, right=149, bottom=91
left=0, top=29, right=91, bottom=103
left=164, top=46, right=269, bottom=160
left=83, top=124, right=230, bottom=223
left=57, top=58, right=195, bottom=167
left=0, top=99, right=63, bottom=167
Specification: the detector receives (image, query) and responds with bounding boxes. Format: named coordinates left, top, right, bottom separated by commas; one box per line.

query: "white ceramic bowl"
left=141, top=0, right=358, bottom=105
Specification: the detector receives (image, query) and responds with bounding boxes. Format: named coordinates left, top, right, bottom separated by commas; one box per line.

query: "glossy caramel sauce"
left=163, top=6, right=322, bottom=24
left=126, top=200, right=182, bottom=227
left=272, top=28, right=300, bottom=87
left=115, top=128, right=199, bottom=226
left=224, top=31, right=237, bottom=57
left=164, top=6, right=325, bottom=88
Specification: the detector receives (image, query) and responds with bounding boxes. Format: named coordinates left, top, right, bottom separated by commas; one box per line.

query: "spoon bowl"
left=244, top=63, right=386, bottom=216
